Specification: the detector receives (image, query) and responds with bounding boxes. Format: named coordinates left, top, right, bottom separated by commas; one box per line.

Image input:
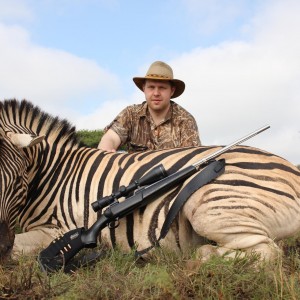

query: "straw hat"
left=133, top=61, right=185, bottom=98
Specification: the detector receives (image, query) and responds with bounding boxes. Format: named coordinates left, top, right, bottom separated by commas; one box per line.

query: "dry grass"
left=1, top=237, right=300, bottom=299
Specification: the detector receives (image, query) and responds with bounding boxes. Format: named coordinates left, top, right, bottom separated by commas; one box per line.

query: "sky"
left=0, top=0, right=299, bottom=165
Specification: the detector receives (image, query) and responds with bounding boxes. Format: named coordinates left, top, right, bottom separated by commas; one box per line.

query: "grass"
left=1, top=238, right=300, bottom=300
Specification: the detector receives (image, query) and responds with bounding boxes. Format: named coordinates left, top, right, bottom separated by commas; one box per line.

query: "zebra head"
left=0, top=130, right=44, bottom=259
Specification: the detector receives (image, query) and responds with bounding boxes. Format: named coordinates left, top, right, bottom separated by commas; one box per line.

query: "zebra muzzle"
left=0, top=221, right=14, bottom=260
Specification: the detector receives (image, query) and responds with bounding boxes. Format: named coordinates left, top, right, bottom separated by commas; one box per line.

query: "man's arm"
left=98, top=129, right=122, bottom=152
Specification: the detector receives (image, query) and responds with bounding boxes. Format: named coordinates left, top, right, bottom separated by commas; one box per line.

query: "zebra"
left=0, top=99, right=299, bottom=263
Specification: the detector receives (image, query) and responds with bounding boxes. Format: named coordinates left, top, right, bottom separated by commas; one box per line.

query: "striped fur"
left=0, top=99, right=299, bottom=261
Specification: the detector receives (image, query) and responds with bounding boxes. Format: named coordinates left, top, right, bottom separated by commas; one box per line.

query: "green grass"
left=1, top=240, right=300, bottom=299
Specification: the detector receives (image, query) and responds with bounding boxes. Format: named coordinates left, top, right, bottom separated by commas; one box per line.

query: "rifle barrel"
left=193, top=125, right=270, bottom=170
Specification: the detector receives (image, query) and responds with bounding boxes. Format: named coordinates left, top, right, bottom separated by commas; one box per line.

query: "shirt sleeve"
left=105, top=107, right=131, bottom=144
left=179, top=116, right=201, bottom=147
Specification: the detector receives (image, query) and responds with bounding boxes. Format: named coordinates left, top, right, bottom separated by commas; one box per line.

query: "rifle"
left=38, top=125, right=270, bottom=272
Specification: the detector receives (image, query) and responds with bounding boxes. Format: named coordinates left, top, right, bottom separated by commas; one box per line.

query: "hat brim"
left=133, top=77, right=185, bottom=99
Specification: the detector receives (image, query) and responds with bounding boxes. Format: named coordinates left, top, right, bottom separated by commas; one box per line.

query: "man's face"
left=143, top=80, right=175, bottom=112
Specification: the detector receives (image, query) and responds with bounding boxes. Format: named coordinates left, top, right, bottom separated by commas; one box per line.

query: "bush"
left=76, top=130, right=104, bottom=148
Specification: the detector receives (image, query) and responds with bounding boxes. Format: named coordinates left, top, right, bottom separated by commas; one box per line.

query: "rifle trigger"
left=108, top=218, right=119, bottom=229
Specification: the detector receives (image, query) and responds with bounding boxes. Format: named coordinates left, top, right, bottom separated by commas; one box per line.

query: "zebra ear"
left=7, top=133, right=45, bottom=148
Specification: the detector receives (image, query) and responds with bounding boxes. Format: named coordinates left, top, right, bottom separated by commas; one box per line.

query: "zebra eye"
left=14, top=176, right=23, bottom=188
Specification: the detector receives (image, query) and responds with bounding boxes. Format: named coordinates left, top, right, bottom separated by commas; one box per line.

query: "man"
left=98, top=61, right=201, bottom=152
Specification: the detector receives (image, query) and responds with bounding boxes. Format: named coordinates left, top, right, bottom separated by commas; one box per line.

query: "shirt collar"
left=138, top=101, right=174, bottom=122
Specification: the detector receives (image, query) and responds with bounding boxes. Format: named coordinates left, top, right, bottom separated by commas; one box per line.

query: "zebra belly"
left=183, top=184, right=300, bottom=250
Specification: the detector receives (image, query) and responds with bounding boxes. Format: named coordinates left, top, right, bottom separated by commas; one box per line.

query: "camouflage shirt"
left=105, top=101, right=201, bottom=152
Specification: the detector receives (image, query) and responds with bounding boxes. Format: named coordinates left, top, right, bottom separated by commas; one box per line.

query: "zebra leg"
left=183, top=202, right=282, bottom=263
left=12, top=227, right=64, bottom=257
left=195, top=235, right=282, bottom=263
left=195, top=244, right=240, bottom=262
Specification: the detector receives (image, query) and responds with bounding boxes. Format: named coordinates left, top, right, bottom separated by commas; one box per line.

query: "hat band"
left=146, top=74, right=172, bottom=79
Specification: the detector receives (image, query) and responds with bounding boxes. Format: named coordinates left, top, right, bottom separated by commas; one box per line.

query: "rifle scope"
left=91, top=164, right=167, bottom=212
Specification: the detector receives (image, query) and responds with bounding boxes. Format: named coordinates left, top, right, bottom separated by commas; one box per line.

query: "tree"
left=76, top=130, right=103, bottom=148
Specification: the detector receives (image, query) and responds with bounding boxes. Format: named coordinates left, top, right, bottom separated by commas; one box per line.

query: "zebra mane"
left=0, top=99, right=81, bottom=147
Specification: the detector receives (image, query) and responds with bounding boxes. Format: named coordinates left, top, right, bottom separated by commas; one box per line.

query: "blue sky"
left=0, top=0, right=299, bottom=164
left=26, top=1, right=259, bottom=72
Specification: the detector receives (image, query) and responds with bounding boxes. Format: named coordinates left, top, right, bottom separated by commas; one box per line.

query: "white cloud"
left=168, top=0, right=300, bottom=164
left=0, top=22, right=121, bottom=121
left=182, top=0, right=258, bottom=36
left=0, top=0, right=33, bottom=22
left=76, top=98, right=133, bottom=130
